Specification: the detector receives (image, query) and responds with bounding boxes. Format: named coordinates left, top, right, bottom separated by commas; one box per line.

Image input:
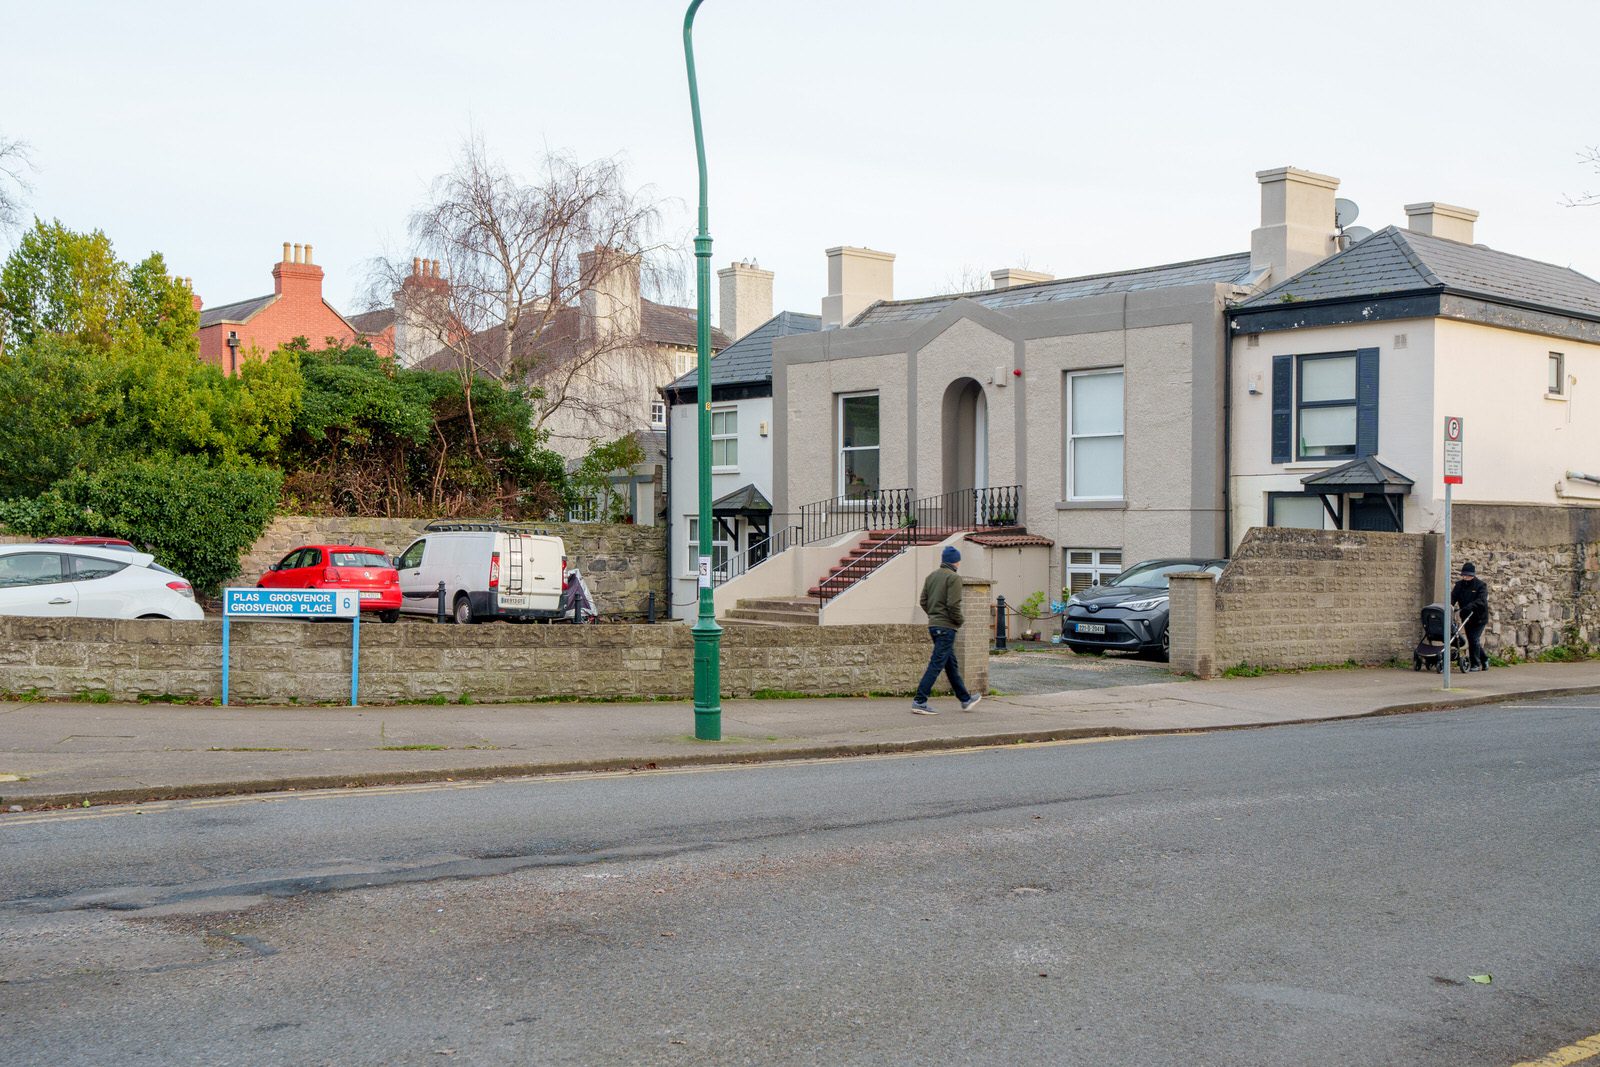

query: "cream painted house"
left=1228, top=203, right=1600, bottom=541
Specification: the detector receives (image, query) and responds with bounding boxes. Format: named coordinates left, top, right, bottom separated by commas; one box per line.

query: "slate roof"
left=347, top=307, right=395, bottom=335
left=665, top=311, right=821, bottom=401
left=712, top=483, right=772, bottom=515
left=198, top=294, right=276, bottom=328
left=1300, top=455, right=1415, bottom=493
left=1239, top=227, right=1600, bottom=322
left=642, top=298, right=731, bottom=349
left=852, top=252, right=1257, bottom=327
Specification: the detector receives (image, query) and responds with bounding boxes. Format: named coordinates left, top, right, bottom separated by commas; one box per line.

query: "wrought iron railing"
left=907, top=485, right=1021, bottom=536
left=812, top=528, right=912, bottom=604
left=712, top=524, right=802, bottom=587
left=798, top=488, right=913, bottom=544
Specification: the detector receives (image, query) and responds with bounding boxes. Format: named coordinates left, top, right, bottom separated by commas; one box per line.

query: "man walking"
left=912, top=546, right=982, bottom=715
left=1451, top=561, right=1490, bottom=671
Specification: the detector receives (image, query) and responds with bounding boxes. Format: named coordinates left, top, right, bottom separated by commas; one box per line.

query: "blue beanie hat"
left=942, top=546, right=961, bottom=565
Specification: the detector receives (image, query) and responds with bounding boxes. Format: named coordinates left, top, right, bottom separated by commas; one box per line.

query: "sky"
left=4, top=0, right=1597, bottom=328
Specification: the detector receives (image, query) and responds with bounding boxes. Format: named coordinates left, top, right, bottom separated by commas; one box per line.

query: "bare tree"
left=0, top=135, right=34, bottom=234
left=370, top=138, right=673, bottom=457
left=1563, top=145, right=1600, bottom=207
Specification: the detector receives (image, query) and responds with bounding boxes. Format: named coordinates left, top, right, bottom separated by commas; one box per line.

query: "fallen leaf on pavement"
left=1469, top=974, right=1492, bottom=984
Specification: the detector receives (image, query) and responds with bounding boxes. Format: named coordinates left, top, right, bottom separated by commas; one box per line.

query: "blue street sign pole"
left=222, top=614, right=231, bottom=706
left=351, top=612, right=361, bottom=706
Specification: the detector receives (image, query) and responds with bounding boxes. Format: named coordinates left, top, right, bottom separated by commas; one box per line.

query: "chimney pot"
left=412, top=257, right=422, bottom=277
left=282, top=242, right=291, bottom=263
left=293, top=243, right=303, bottom=264
left=304, top=244, right=314, bottom=266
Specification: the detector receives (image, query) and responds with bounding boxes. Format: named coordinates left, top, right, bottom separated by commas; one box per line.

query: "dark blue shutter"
left=1355, top=347, right=1380, bottom=458
left=1270, top=355, right=1292, bottom=464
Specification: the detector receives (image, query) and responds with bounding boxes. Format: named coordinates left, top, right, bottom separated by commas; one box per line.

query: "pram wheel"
left=1412, top=654, right=1422, bottom=671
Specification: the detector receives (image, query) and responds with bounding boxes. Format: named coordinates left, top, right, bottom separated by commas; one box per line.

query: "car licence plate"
left=1074, top=623, right=1106, bottom=634
left=497, top=594, right=530, bottom=608
left=359, top=591, right=381, bottom=600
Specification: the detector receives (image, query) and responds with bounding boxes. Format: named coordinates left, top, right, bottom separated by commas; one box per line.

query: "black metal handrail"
left=712, top=524, right=801, bottom=587
left=798, top=487, right=913, bottom=544
left=812, top=528, right=912, bottom=604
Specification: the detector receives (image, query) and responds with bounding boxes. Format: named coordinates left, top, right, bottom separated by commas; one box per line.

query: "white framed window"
left=1066, top=369, right=1124, bottom=500
left=1268, top=492, right=1328, bottom=530
left=650, top=399, right=666, bottom=428
left=838, top=392, right=880, bottom=499
left=711, top=408, right=738, bottom=468
left=1065, top=549, right=1122, bottom=594
left=1549, top=352, right=1566, bottom=397
left=674, top=350, right=696, bottom=377
left=686, top=517, right=731, bottom=575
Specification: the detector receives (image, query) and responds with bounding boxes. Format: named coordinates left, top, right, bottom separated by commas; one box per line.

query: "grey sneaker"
left=910, top=700, right=937, bottom=716
left=960, top=694, right=983, bottom=712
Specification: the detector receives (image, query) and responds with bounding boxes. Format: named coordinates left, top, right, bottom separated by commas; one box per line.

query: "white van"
left=395, top=523, right=567, bottom=624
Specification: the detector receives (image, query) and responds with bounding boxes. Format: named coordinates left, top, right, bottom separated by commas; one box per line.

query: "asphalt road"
left=3, top=697, right=1598, bottom=1066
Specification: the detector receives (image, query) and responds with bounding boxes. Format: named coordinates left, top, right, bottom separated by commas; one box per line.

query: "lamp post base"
left=692, top=617, right=723, bottom=740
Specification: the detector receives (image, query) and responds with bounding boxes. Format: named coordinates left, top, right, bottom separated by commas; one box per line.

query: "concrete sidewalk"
left=3, top=661, right=1599, bottom=810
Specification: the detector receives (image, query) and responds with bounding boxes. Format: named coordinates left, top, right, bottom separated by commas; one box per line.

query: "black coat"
left=1451, top=577, right=1489, bottom=626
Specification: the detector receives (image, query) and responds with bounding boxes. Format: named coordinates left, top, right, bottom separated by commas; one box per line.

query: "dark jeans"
left=1465, top=617, right=1487, bottom=668
left=916, top=626, right=971, bottom=703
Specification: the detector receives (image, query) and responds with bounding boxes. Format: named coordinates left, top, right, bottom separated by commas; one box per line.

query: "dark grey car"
left=1061, top=558, right=1226, bottom=660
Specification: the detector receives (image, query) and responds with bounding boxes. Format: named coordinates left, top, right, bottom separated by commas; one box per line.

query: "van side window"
left=397, top=540, right=426, bottom=570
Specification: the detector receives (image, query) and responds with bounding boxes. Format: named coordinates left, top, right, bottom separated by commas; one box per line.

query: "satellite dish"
left=1344, top=226, right=1374, bottom=243
left=1335, top=198, right=1361, bottom=228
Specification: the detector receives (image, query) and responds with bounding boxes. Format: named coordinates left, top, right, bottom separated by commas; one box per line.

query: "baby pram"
left=558, top=568, right=598, bottom=623
left=1412, top=602, right=1469, bottom=673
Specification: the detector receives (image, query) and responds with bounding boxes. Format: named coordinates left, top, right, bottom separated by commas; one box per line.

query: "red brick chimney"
left=185, top=276, right=201, bottom=313
left=272, top=241, right=324, bottom=299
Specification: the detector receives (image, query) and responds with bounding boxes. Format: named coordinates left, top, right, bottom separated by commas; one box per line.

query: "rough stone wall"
left=1198, top=527, right=1429, bottom=674
left=1452, top=503, right=1600, bottom=659
left=239, top=517, right=668, bottom=618
left=0, top=616, right=967, bottom=705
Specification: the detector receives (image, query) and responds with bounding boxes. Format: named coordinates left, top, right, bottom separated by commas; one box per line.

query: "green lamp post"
left=683, top=0, right=722, bottom=740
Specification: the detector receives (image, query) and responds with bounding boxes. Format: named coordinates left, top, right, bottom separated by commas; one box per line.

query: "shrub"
left=0, top=454, right=280, bottom=592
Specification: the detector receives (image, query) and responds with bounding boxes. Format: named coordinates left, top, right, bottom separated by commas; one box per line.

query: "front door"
left=1349, top=496, right=1401, bottom=532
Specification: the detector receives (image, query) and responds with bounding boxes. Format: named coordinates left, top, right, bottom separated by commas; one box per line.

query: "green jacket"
left=920, top=565, right=964, bottom=629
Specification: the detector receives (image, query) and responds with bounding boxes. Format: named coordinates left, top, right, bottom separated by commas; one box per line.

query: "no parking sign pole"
left=221, top=589, right=362, bottom=705
left=1442, top=416, right=1464, bottom=690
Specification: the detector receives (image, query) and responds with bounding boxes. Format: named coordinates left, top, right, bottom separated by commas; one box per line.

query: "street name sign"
left=224, top=588, right=359, bottom=617
left=221, top=588, right=362, bottom=706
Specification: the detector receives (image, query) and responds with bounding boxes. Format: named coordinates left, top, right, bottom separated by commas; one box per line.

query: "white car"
left=396, top=523, right=566, bottom=623
left=0, top=544, right=205, bottom=620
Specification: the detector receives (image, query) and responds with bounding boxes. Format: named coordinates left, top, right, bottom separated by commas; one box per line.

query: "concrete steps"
left=723, top=597, right=820, bottom=626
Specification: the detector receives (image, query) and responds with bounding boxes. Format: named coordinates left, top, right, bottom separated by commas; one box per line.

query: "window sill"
left=1283, top=461, right=1342, bottom=470
left=712, top=466, right=739, bottom=475
left=1056, top=499, right=1127, bottom=510
left=1545, top=392, right=1569, bottom=403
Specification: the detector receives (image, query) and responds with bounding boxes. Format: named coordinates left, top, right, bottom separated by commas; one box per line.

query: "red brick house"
left=196, top=243, right=368, bottom=374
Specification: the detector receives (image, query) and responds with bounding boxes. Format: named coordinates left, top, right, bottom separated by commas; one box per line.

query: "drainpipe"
left=663, top=386, right=674, bottom=617
left=1221, top=302, right=1234, bottom=555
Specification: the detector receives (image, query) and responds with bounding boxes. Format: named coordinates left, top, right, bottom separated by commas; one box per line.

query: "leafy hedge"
left=0, top=456, right=281, bottom=592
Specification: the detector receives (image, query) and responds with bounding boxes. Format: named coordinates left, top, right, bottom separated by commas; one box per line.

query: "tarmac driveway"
left=987, top=646, right=1180, bottom=694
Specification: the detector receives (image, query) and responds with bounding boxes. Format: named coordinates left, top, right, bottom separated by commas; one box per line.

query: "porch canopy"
left=711, top=483, right=772, bottom=545
left=1300, top=455, right=1414, bottom=531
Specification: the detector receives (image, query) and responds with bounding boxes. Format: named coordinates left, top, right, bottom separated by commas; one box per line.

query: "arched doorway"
left=941, top=377, right=988, bottom=497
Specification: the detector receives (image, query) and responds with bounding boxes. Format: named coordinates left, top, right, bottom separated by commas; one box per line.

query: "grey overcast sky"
left=4, top=0, right=1597, bottom=326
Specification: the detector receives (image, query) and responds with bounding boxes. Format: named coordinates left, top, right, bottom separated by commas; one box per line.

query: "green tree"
left=0, top=336, right=121, bottom=496
left=566, top=435, right=646, bottom=523
left=0, top=219, right=198, bottom=351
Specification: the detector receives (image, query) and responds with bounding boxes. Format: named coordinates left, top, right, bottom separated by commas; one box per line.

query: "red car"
left=258, top=544, right=402, bottom=622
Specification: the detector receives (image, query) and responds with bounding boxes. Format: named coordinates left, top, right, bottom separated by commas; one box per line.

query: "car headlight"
left=1120, top=595, right=1168, bottom=612
left=1066, top=594, right=1081, bottom=607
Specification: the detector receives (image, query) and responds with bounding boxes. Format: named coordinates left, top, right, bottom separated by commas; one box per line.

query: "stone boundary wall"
left=1170, top=527, right=1430, bottom=678
left=239, top=517, right=668, bottom=618
left=0, top=610, right=987, bottom=705
left=1452, top=503, right=1599, bottom=659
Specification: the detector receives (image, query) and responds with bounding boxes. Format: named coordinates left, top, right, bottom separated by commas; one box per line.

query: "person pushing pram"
left=559, top=556, right=597, bottom=623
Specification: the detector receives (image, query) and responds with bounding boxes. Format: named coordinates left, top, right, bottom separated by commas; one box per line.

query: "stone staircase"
left=806, top=528, right=952, bottom=602
left=723, top=597, right=821, bottom=626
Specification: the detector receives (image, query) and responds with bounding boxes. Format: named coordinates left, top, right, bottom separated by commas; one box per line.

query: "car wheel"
left=1158, top=629, right=1171, bottom=662
left=137, top=613, right=168, bottom=620
left=453, top=594, right=474, bottom=625
left=379, top=610, right=400, bottom=624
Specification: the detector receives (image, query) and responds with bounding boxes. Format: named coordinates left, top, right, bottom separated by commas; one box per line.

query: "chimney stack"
left=821, top=246, right=895, bottom=329
left=272, top=239, right=325, bottom=298
left=1404, top=202, right=1478, bottom=244
left=717, top=259, right=774, bottom=343
left=990, top=267, right=1053, bottom=290
left=1250, top=167, right=1340, bottom=284
left=578, top=246, right=642, bottom=343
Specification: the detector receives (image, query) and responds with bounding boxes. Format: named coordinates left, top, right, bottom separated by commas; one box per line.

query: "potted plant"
left=1017, top=590, right=1048, bottom=641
